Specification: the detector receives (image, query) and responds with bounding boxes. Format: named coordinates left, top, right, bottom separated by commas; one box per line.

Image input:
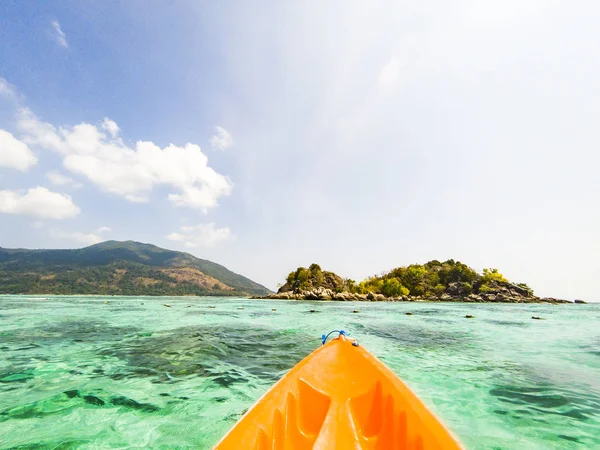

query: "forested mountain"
left=0, top=241, right=271, bottom=296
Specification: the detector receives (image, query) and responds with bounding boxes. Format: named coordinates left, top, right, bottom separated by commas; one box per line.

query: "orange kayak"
left=215, top=331, right=462, bottom=449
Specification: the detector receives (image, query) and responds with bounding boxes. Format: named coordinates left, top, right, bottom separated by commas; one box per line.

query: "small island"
left=258, top=260, right=573, bottom=303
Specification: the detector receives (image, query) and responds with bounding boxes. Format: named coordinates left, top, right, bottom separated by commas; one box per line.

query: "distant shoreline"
left=0, top=293, right=250, bottom=298
left=0, top=293, right=589, bottom=304
left=253, top=293, right=579, bottom=304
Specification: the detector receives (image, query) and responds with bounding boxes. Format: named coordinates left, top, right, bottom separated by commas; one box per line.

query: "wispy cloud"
left=166, top=223, right=232, bottom=248
left=210, top=126, right=234, bottom=151
left=46, top=171, right=83, bottom=188
left=51, top=20, right=68, bottom=48
left=0, top=77, right=17, bottom=98
left=378, top=58, right=402, bottom=91
left=50, top=226, right=112, bottom=246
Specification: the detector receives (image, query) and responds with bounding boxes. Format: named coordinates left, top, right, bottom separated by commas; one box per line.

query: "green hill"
left=0, top=240, right=271, bottom=296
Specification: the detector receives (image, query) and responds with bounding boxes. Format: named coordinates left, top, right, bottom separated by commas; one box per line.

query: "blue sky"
left=1, top=1, right=599, bottom=300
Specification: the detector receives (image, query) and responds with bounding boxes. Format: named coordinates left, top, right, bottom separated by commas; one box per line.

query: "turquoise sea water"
left=0, top=296, right=599, bottom=449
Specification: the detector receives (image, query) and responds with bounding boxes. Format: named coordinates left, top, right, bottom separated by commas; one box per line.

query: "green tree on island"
left=278, top=259, right=533, bottom=300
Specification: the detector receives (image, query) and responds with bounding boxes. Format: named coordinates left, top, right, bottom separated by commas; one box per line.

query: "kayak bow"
left=215, top=332, right=462, bottom=449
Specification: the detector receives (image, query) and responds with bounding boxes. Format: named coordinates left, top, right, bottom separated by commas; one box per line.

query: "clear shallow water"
left=0, top=296, right=599, bottom=449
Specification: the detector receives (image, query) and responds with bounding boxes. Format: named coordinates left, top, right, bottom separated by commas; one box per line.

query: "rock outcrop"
left=257, top=290, right=571, bottom=303
left=265, top=288, right=368, bottom=301
left=258, top=282, right=572, bottom=303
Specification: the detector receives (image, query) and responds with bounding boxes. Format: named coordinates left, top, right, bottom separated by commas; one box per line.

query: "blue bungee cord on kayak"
left=322, top=329, right=359, bottom=346
left=321, top=329, right=347, bottom=345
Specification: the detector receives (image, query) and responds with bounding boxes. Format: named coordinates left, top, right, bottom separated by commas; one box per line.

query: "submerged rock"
left=64, top=390, right=80, bottom=399
left=0, top=369, right=35, bottom=383
left=83, top=395, right=105, bottom=406
left=110, top=396, right=160, bottom=412
left=99, top=324, right=316, bottom=383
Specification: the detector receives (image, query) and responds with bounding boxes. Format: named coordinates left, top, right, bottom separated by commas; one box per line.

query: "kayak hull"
left=215, top=334, right=462, bottom=449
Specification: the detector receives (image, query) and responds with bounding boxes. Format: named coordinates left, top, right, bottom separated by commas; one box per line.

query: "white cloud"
left=125, top=194, right=150, bottom=203
left=166, top=223, right=232, bottom=247
left=71, top=232, right=102, bottom=245
left=0, top=187, right=80, bottom=219
left=46, top=170, right=83, bottom=188
left=210, top=126, right=234, bottom=151
left=51, top=20, right=68, bottom=48
left=378, top=58, right=401, bottom=91
left=0, top=78, right=17, bottom=98
left=101, top=118, right=120, bottom=138
left=50, top=225, right=111, bottom=246
left=18, top=109, right=66, bottom=153
left=463, top=0, right=547, bottom=27
left=17, top=109, right=233, bottom=211
left=0, top=130, right=38, bottom=171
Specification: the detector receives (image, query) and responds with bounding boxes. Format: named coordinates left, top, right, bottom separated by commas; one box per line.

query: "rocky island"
left=259, top=260, right=573, bottom=303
